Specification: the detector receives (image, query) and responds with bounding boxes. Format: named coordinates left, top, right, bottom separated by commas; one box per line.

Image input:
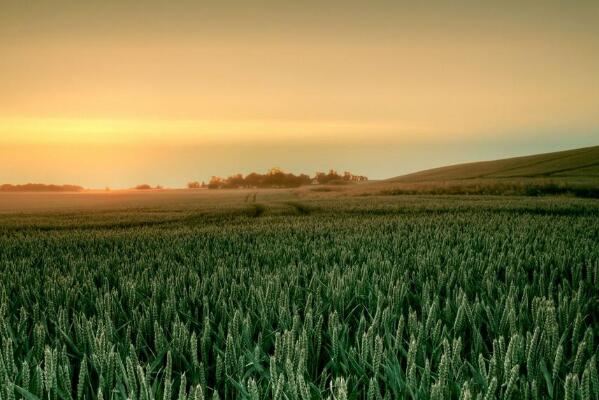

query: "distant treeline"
left=134, top=184, right=164, bottom=190
left=189, top=168, right=368, bottom=189
left=0, top=184, right=84, bottom=192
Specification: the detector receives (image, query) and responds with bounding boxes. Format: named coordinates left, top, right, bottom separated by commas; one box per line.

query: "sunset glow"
left=2, top=1, right=598, bottom=187
left=0, top=117, right=428, bottom=145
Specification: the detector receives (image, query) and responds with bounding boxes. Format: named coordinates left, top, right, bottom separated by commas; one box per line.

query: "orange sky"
left=1, top=1, right=598, bottom=187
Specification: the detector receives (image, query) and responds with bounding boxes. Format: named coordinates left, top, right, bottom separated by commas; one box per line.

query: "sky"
left=1, top=0, right=598, bottom=188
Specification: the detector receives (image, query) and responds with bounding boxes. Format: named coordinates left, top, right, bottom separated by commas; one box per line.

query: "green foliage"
left=207, top=168, right=367, bottom=189
left=0, top=195, right=597, bottom=398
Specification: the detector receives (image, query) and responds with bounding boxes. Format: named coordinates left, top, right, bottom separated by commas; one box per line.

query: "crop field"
left=0, top=191, right=598, bottom=399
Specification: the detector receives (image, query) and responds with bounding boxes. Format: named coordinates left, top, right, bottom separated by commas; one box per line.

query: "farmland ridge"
left=389, top=145, right=599, bottom=182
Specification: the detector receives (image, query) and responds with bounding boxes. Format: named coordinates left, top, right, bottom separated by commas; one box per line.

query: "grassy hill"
left=390, top=145, right=599, bottom=183
left=352, top=145, right=599, bottom=198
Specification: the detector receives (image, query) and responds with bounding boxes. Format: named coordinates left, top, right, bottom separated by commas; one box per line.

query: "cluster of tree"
left=192, top=168, right=368, bottom=189
left=0, top=184, right=84, bottom=192
left=134, top=184, right=163, bottom=190
left=187, top=181, right=204, bottom=189
left=314, top=170, right=369, bottom=184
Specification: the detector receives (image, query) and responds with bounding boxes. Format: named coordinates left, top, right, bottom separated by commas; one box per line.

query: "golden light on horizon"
left=1, top=1, right=598, bottom=187
left=0, top=117, right=435, bottom=146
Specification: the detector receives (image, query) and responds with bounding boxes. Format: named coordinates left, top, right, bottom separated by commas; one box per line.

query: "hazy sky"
left=1, top=1, right=598, bottom=188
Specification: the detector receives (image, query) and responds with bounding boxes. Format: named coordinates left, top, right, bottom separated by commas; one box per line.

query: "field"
left=359, top=146, right=599, bottom=198
left=0, top=190, right=598, bottom=399
left=389, top=146, right=599, bottom=183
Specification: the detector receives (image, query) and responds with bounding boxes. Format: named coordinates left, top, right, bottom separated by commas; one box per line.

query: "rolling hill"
left=390, top=145, right=599, bottom=183
left=338, top=145, right=599, bottom=198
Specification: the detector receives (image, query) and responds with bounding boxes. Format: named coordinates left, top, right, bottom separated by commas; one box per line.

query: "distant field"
left=0, top=189, right=291, bottom=213
left=390, top=145, right=599, bottom=183
left=0, top=191, right=597, bottom=399
left=350, top=145, right=599, bottom=198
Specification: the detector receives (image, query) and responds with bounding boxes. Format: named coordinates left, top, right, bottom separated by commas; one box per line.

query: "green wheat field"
left=0, top=190, right=597, bottom=399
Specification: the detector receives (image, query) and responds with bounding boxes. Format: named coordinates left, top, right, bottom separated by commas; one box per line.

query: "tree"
left=208, top=176, right=224, bottom=189
left=205, top=168, right=366, bottom=189
left=245, top=173, right=262, bottom=188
